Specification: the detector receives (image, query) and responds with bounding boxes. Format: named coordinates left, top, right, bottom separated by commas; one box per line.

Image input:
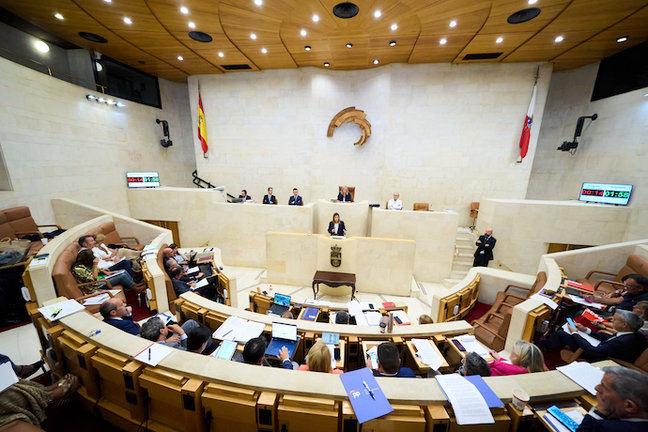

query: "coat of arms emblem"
left=330, top=245, right=342, bottom=267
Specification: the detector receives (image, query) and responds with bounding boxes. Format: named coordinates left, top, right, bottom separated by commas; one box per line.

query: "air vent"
left=78, top=32, right=108, bottom=43
left=188, top=31, right=212, bottom=43
left=333, top=2, right=359, bottom=19
left=507, top=8, right=541, bottom=24
left=462, top=52, right=503, bottom=60
left=221, top=64, right=252, bottom=70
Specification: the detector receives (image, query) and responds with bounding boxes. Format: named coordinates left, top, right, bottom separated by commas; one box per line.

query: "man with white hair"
left=577, top=366, right=648, bottom=431
left=387, top=193, right=402, bottom=210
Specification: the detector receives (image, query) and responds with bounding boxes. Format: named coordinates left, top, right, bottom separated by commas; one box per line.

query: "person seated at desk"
left=328, top=213, right=346, bottom=236
left=231, top=336, right=295, bottom=369
left=335, top=311, right=350, bottom=324
left=582, top=274, right=648, bottom=315
left=457, top=352, right=491, bottom=377
left=365, top=342, right=415, bottom=377
left=488, top=340, right=546, bottom=376
left=100, top=297, right=139, bottom=336
left=541, top=310, right=647, bottom=363
left=418, top=314, right=434, bottom=324
left=288, top=188, right=303, bottom=206
left=186, top=325, right=217, bottom=355
left=93, top=233, right=142, bottom=274
left=239, top=189, right=252, bottom=201
left=337, top=186, right=353, bottom=203
left=162, top=247, right=177, bottom=275
left=577, top=366, right=648, bottom=432
left=589, top=301, right=648, bottom=337
left=168, top=260, right=204, bottom=283
left=170, top=267, right=214, bottom=300
left=140, top=317, right=200, bottom=350
left=169, top=243, right=187, bottom=265
left=72, top=250, right=135, bottom=294
left=296, top=340, right=343, bottom=374
left=263, top=187, right=277, bottom=205
left=388, top=193, right=403, bottom=210
left=79, top=235, right=134, bottom=278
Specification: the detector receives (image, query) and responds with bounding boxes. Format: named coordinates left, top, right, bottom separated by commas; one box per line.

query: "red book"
left=582, top=309, right=607, bottom=323
left=567, top=281, right=594, bottom=292
left=382, top=302, right=396, bottom=308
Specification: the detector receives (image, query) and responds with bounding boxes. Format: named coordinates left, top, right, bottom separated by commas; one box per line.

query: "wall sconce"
left=86, top=94, right=125, bottom=108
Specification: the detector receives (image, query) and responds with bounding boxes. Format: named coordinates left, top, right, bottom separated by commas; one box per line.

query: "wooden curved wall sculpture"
left=327, top=107, right=371, bottom=146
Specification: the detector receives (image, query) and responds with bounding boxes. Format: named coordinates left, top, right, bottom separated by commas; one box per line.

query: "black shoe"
left=15, top=360, right=45, bottom=378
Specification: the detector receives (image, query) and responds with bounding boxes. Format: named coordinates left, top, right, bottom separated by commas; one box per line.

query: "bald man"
left=473, top=228, right=496, bottom=267
left=100, top=297, right=139, bottom=335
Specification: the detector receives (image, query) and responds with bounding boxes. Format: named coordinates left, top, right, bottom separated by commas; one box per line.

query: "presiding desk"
left=312, top=270, right=356, bottom=300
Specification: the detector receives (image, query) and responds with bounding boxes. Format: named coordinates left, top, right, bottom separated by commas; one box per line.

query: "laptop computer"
left=265, top=322, right=300, bottom=359
left=267, top=293, right=291, bottom=316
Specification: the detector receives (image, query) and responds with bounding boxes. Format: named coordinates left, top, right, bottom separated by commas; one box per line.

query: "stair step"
left=449, top=271, right=469, bottom=280
left=442, top=278, right=462, bottom=288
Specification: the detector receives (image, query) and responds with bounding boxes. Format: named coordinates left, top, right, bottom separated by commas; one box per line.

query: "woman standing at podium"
left=328, top=213, right=346, bottom=236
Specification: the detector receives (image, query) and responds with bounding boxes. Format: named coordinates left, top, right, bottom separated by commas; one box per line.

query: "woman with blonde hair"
left=488, top=340, right=546, bottom=376
left=298, top=340, right=343, bottom=374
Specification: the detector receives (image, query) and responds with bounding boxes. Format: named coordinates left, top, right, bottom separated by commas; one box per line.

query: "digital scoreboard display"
left=579, top=182, right=632, bottom=206
left=126, top=171, right=160, bottom=188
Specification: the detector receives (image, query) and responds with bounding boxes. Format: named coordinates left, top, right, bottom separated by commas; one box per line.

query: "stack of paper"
left=134, top=343, right=174, bottom=367
left=456, top=334, right=489, bottom=357
left=568, top=295, right=605, bottom=309
left=363, top=312, right=382, bottom=326
left=232, top=321, right=266, bottom=343
left=347, top=301, right=368, bottom=325
left=83, top=293, right=110, bottom=306
left=186, top=267, right=200, bottom=275
left=213, top=316, right=248, bottom=340
left=412, top=339, right=444, bottom=370
left=38, top=299, right=85, bottom=322
left=556, top=362, right=604, bottom=395
left=560, top=323, right=600, bottom=346
left=193, top=278, right=209, bottom=290
left=436, top=374, right=494, bottom=425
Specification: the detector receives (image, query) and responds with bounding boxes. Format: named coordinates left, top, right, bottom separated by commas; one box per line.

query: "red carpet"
left=0, top=319, right=31, bottom=334
left=465, top=301, right=492, bottom=323
left=123, top=289, right=155, bottom=322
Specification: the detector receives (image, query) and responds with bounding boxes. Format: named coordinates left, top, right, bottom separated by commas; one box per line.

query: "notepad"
left=436, top=374, right=494, bottom=425
left=301, top=307, right=318, bottom=321
left=186, top=266, right=200, bottom=275
left=134, top=343, right=174, bottom=367
left=38, top=299, right=85, bottom=321
left=193, top=278, right=209, bottom=289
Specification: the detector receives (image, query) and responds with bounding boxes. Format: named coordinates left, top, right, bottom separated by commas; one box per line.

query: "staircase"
left=443, top=227, right=477, bottom=287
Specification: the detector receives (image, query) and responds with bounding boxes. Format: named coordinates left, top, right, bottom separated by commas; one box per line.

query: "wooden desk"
left=446, top=335, right=493, bottom=364
left=405, top=339, right=449, bottom=373
left=312, top=271, right=356, bottom=300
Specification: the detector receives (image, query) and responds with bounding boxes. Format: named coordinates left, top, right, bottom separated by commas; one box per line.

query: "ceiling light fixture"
left=449, top=20, right=457, bottom=28
left=496, top=37, right=503, bottom=44
left=528, top=0, right=538, bottom=4
left=440, top=38, right=447, bottom=45
left=261, top=47, right=267, bottom=54
left=123, top=17, right=132, bottom=25
left=312, top=14, right=320, bottom=22
left=554, top=35, right=564, bottom=43
left=324, top=62, right=330, bottom=67
left=54, top=13, right=64, bottom=20
left=305, top=46, right=311, bottom=51
left=374, top=10, right=381, bottom=18
left=254, top=0, right=263, bottom=5
left=188, top=21, right=196, bottom=29
left=177, top=56, right=184, bottom=61
left=345, top=43, right=353, bottom=48
left=218, top=51, right=224, bottom=57
left=390, top=23, right=398, bottom=31
left=250, top=33, right=257, bottom=40
left=103, top=0, right=111, bottom=3
left=34, top=40, right=49, bottom=53
left=180, top=6, right=189, bottom=14
left=86, top=94, right=125, bottom=108
left=616, top=36, right=628, bottom=43
left=300, top=29, right=307, bottom=36
left=389, top=40, right=396, bottom=46
left=373, top=59, right=379, bottom=65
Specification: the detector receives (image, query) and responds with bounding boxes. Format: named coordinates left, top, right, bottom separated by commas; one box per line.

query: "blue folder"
left=339, top=367, right=393, bottom=424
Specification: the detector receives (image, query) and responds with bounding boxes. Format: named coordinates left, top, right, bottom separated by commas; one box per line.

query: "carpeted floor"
left=465, top=301, right=492, bottom=323
left=124, top=288, right=155, bottom=322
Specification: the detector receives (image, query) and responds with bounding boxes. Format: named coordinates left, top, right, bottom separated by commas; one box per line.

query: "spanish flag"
left=197, top=90, right=208, bottom=155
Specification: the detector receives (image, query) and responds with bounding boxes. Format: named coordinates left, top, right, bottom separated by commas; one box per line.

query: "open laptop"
left=265, top=322, right=300, bottom=359
left=267, top=293, right=291, bottom=316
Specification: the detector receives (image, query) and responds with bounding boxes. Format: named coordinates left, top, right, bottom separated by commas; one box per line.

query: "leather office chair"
left=576, top=254, right=648, bottom=295
left=413, top=203, right=429, bottom=211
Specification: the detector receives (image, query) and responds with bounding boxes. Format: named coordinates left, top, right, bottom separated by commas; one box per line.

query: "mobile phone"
left=334, top=347, right=341, bottom=360
left=566, top=318, right=576, bottom=328
left=452, top=339, right=466, bottom=351
left=368, top=303, right=374, bottom=310
left=394, top=316, right=403, bottom=324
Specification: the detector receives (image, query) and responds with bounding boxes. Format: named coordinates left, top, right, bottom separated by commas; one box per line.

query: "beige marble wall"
left=188, top=62, right=552, bottom=227
left=266, top=233, right=414, bottom=296
left=316, top=199, right=369, bottom=237
left=0, top=57, right=195, bottom=223
left=477, top=198, right=630, bottom=274
left=527, top=62, right=648, bottom=241
left=371, top=209, right=458, bottom=282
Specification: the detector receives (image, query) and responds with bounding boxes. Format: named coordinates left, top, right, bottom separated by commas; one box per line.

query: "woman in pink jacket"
left=488, top=340, right=546, bottom=376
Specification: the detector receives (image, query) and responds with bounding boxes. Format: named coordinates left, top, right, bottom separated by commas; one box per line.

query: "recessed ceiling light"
left=389, top=40, right=396, bottom=46
left=250, top=33, right=257, bottom=40
left=304, top=46, right=311, bottom=51
left=374, top=10, right=381, bottom=18
left=188, top=21, right=196, bottom=29
left=449, top=20, right=457, bottom=28
left=123, top=17, right=132, bottom=25
left=312, top=14, right=320, bottom=22
left=261, top=47, right=267, bottom=54
left=440, top=38, right=447, bottom=45
left=554, top=35, right=564, bottom=43
left=177, top=55, right=184, bottom=61
left=373, top=59, right=379, bottom=65
left=254, top=0, right=263, bottom=5
left=496, top=37, right=503, bottom=44
left=218, top=51, right=224, bottom=57
left=34, top=40, right=49, bottom=53
left=54, top=13, right=64, bottom=20
left=345, top=43, right=353, bottom=48
left=528, top=0, right=538, bottom=4
left=390, top=23, right=398, bottom=31
left=324, top=62, right=330, bottom=67
left=180, top=6, right=189, bottom=14
left=300, top=29, right=307, bottom=36
left=616, top=36, right=628, bottom=43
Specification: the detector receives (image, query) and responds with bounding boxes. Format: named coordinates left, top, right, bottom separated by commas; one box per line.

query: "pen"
left=50, top=308, right=62, bottom=319
left=88, top=330, right=101, bottom=337
left=362, top=380, right=375, bottom=400
left=148, top=348, right=151, bottom=361
left=222, top=329, right=233, bottom=338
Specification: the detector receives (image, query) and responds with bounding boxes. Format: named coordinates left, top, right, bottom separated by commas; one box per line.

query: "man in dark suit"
left=473, top=228, right=496, bottom=267
left=288, top=188, right=302, bottom=206
left=238, top=189, right=252, bottom=201
left=577, top=366, right=648, bottom=432
left=541, top=310, right=647, bottom=363
left=263, top=187, right=277, bottom=204
left=170, top=267, right=216, bottom=301
left=100, top=297, right=140, bottom=335
left=366, top=342, right=416, bottom=377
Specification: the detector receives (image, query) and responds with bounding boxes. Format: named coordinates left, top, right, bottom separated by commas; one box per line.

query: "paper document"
left=346, top=301, right=363, bottom=317
left=366, top=346, right=379, bottom=369
left=186, top=266, right=200, bottom=275
left=436, top=374, right=495, bottom=425
left=531, top=293, right=559, bottom=310
left=322, top=332, right=340, bottom=345
left=156, top=313, right=173, bottom=325
left=109, top=289, right=121, bottom=296
left=193, top=278, right=209, bottom=289
left=364, top=312, right=382, bottom=326
left=412, top=339, right=444, bottom=370
left=568, top=295, right=605, bottom=309
left=233, top=321, right=266, bottom=343
left=0, top=361, right=18, bottom=393
left=456, top=334, right=489, bottom=357
left=392, top=310, right=410, bottom=325
left=557, top=362, right=604, bottom=395
left=134, top=342, right=174, bottom=366
left=83, top=293, right=111, bottom=306
left=38, top=299, right=85, bottom=321
left=213, top=316, right=248, bottom=341
left=560, top=323, right=601, bottom=347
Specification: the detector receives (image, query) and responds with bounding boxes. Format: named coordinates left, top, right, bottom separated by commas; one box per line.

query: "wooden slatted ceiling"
left=0, top=0, right=646, bottom=82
